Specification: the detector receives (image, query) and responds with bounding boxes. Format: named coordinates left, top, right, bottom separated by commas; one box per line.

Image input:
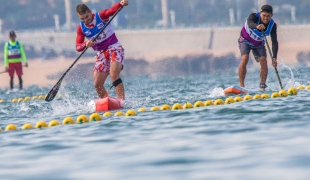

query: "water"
left=1, top=66, right=310, bottom=179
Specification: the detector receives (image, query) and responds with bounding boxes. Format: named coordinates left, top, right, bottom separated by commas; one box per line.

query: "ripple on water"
left=1, top=69, right=310, bottom=179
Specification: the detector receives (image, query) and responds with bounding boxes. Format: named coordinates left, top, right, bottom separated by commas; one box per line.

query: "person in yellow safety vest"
left=4, top=31, right=28, bottom=92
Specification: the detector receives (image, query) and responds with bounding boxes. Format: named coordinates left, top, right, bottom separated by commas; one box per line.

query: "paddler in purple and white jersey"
left=238, top=4, right=278, bottom=91
left=75, top=0, right=128, bottom=100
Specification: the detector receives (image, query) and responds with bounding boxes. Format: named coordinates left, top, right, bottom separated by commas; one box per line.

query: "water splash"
left=208, top=87, right=224, bottom=98
left=280, top=66, right=295, bottom=89
left=266, top=57, right=296, bottom=91
left=49, top=87, right=95, bottom=116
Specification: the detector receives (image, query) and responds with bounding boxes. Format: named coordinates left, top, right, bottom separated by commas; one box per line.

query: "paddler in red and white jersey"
left=75, top=0, right=128, bottom=100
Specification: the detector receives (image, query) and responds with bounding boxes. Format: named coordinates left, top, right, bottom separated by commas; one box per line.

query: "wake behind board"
left=95, top=96, right=124, bottom=112
left=224, top=85, right=249, bottom=96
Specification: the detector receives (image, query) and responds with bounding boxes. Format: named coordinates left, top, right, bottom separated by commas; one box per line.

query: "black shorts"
left=238, top=36, right=266, bottom=62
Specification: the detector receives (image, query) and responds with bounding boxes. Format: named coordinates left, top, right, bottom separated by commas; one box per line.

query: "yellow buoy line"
left=0, top=94, right=63, bottom=103
left=0, top=86, right=306, bottom=133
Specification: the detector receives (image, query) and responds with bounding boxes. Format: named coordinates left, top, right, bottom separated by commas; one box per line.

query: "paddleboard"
left=94, top=96, right=124, bottom=112
left=6, top=89, right=22, bottom=95
left=224, top=85, right=249, bottom=95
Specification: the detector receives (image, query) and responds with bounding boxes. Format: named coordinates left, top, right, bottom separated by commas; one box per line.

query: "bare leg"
left=259, top=56, right=268, bottom=90
left=94, top=72, right=109, bottom=98
left=110, top=62, right=125, bottom=100
left=238, top=54, right=249, bottom=87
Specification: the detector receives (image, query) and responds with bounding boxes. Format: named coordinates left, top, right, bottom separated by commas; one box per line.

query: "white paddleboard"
left=6, top=89, right=21, bottom=95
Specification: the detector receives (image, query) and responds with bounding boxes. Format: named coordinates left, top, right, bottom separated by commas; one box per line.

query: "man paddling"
left=238, top=4, right=278, bottom=91
left=4, top=31, right=28, bottom=92
left=75, top=0, right=128, bottom=100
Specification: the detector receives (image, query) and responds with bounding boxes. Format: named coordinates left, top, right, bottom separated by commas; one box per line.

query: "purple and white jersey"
left=241, top=12, right=274, bottom=46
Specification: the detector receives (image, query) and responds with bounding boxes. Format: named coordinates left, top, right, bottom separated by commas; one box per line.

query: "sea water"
left=0, top=66, right=310, bottom=179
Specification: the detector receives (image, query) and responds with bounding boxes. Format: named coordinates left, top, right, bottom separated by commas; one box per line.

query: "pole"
left=161, top=0, right=169, bottom=28
left=65, top=0, right=72, bottom=32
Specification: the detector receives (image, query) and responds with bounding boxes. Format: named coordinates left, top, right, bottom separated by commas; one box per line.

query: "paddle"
left=262, top=31, right=283, bottom=90
left=45, top=6, right=123, bottom=102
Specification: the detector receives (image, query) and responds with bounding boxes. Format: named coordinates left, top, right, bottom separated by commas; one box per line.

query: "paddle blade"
left=45, top=79, right=62, bottom=102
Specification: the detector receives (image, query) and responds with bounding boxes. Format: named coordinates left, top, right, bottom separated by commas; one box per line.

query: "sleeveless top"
left=241, top=12, right=274, bottom=46
left=80, top=12, right=119, bottom=51
left=7, top=41, right=21, bottom=59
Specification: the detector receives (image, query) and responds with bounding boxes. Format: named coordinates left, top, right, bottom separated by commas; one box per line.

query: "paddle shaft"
left=263, top=31, right=283, bottom=90
left=45, top=6, right=123, bottom=102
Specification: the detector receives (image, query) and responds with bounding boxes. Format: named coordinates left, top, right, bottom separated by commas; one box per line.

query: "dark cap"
left=9, top=30, right=16, bottom=37
left=261, top=4, right=273, bottom=14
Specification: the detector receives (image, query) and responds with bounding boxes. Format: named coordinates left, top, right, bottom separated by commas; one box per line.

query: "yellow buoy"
left=138, top=108, right=147, bottom=112
left=57, top=94, right=62, bottom=98
left=48, top=120, right=60, bottom=127
left=24, top=97, right=31, bottom=101
left=114, top=111, right=125, bottom=116
left=76, top=115, right=89, bottom=124
left=234, top=96, right=243, bottom=102
left=204, top=100, right=213, bottom=106
left=12, top=98, right=18, bottom=103
left=261, top=94, right=269, bottom=99
left=103, top=112, right=113, bottom=117
left=17, top=98, right=24, bottom=103
left=0, top=100, right=4, bottom=103
left=5, top=124, right=17, bottom=131
left=32, top=96, right=38, bottom=100
left=225, top=97, right=235, bottom=104
left=0, top=127, right=2, bottom=132
left=306, top=85, right=310, bottom=90
left=35, top=121, right=47, bottom=129
left=183, top=102, right=193, bottom=109
left=150, top=106, right=160, bottom=111
left=126, top=109, right=137, bottom=116
left=194, top=101, right=205, bottom=108
left=243, top=95, right=252, bottom=101
left=62, top=117, right=74, bottom=125
left=214, top=99, right=224, bottom=106
left=160, top=104, right=171, bottom=110
left=287, top=87, right=297, bottom=96
left=279, top=90, right=287, bottom=97
left=297, top=85, right=305, bottom=90
left=38, top=95, right=45, bottom=99
left=89, top=113, right=102, bottom=121
left=271, top=92, right=280, bottom=98
left=253, top=94, right=262, bottom=100
left=22, top=123, right=33, bottom=130
left=172, top=103, right=183, bottom=110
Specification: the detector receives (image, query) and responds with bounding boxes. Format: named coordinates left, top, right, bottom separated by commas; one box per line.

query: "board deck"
left=6, top=89, right=22, bottom=95
left=224, top=85, right=249, bottom=95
